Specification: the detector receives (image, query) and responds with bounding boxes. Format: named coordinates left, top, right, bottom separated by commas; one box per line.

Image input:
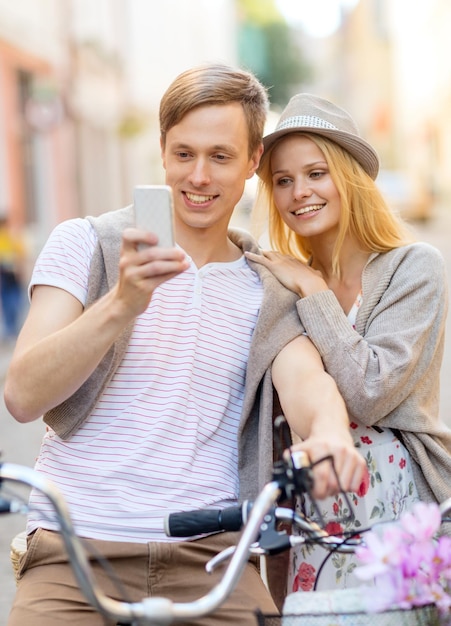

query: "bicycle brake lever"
left=205, top=542, right=264, bottom=573
left=258, top=512, right=292, bottom=555
left=205, top=545, right=236, bottom=573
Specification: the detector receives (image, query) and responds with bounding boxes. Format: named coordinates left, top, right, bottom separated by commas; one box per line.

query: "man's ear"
left=247, top=143, right=264, bottom=180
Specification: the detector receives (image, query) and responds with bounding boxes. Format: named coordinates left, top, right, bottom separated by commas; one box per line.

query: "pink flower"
left=355, top=501, right=451, bottom=614
left=355, top=527, right=405, bottom=580
left=434, top=536, right=451, bottom=578
left=400, top=501, right=441, bottom=541
left=431, top=580, right=451, bottom=613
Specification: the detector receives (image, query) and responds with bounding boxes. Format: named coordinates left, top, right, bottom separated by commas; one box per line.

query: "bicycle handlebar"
left=164, top=502, right=363, bottom=557
left=164, top=502, right=252, bottom=538
left=0, top=416, right=320, bottom=624
left=0, top=429, right=380, bottom=624
left=0, top=462, right=283, bottom=624
left=3, top=460, right=451, bottom=624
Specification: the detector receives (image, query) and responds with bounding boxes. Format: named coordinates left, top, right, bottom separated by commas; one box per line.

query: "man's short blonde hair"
left=159, top=64, right=268, bottom=157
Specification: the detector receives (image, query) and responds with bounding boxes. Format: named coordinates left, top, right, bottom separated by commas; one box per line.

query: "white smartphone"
left=134, top=184, right=175, bottom=248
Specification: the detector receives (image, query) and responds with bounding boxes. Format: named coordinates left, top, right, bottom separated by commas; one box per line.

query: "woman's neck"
left=309, top=236, right=369, bottom=282
left=310, top=239, right=370, bottom=312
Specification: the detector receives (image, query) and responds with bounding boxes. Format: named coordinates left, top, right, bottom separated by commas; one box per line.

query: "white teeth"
left=294, top=204, right=324, bottom=216
left=186, top=192, right=214, bottom=204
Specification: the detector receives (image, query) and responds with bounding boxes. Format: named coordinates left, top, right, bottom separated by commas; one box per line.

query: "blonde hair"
left=254, top=133, right=415, bottom=276
left=159, top=64, right=268, bottom=157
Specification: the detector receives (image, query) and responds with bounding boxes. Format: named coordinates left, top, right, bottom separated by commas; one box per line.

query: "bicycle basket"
left=256, top=588, right=445, bottom=626
left=258, top=604, right=442, bottom=625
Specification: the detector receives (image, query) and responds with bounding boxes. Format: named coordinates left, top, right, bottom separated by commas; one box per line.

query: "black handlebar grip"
left=164, top=505, right=244, bottom=537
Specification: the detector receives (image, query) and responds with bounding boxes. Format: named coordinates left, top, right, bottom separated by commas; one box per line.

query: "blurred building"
left=0, top=0, right=237, bottom=260
left=5, top=0, right=449, bottom=257
left=388, top=0, right=451, bottom=216
left=335, top=0, right=450, bottom=220
left=0, top=0, right=73, bottom=256
left=296, top=0, right=451, bottom=221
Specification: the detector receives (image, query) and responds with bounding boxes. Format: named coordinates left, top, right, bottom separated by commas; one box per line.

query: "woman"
left=246, top=93, right=451, bottom=592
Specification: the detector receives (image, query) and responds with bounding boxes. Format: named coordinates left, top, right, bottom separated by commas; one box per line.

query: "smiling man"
left=5, top=64, right=365, bottom=625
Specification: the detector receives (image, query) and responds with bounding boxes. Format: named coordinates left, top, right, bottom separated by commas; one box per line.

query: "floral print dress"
left=287, top=292, right=420, bottom=593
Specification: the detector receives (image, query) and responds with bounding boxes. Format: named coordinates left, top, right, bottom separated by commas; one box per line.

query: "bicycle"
left=1, top=416, right=451, bottom=625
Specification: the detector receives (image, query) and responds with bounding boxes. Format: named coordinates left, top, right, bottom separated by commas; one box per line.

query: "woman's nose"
left=293, top=177, right=313, bottom=200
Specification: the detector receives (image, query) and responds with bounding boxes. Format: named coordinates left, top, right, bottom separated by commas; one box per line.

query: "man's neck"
left=176, top=226, right=242, bottom=268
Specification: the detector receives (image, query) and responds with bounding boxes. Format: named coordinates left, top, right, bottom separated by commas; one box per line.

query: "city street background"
left=2, top=204, right=451, bottom=623
left=2, top=0, right=451, bottom=622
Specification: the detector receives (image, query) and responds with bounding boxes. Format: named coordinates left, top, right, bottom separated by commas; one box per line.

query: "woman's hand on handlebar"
left=290, top=433, right=368, bottom=501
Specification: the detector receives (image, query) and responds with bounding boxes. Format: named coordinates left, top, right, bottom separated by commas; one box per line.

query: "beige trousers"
left=7, top=528, right=278, bottom=626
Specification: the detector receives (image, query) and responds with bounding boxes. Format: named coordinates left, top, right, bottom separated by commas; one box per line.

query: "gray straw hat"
left=260, top=93, right=380, bottom=179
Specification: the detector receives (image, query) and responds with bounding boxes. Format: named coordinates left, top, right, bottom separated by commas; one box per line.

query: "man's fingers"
left=123, top=226, right=159, bottom=249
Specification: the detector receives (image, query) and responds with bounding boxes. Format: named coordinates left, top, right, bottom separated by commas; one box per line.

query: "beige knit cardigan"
left=298, top=242, right=451, bottom=508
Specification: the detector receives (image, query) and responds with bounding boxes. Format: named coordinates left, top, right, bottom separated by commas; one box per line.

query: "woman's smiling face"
left=270, top=134, right=342, bottom=240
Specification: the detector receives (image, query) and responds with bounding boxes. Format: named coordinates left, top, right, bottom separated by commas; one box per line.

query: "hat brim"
left=259, top=126, right=380, bottom=180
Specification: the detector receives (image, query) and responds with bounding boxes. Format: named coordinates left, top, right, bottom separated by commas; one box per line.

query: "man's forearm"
left=4, top=288, right=133, bottom=422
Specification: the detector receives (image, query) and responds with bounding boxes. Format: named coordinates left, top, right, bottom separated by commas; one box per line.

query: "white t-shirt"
left=27, top=218, right=263, bottom=542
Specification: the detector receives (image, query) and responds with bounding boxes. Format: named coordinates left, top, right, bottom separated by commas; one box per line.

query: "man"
left=5, top=64, right=365, bottom=625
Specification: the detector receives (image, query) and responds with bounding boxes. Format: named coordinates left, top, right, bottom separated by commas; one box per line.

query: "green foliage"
left=236, top=0, right=281, bottom=25
left=236, top=0, right=311, bottom=107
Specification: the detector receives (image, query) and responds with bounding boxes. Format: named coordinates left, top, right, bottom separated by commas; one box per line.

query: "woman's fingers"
left=289, top=439, right=367, bottom=500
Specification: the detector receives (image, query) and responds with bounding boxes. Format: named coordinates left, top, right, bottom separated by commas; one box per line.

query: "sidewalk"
left=0, top=340, right=13, bottom=382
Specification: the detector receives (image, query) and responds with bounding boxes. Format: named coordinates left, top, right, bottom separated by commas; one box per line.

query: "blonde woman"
left=246, top=93, right=451, bottom=592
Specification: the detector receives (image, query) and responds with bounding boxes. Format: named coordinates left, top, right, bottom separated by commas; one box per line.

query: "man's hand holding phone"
left=115, top=185, right=188, bottom=318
